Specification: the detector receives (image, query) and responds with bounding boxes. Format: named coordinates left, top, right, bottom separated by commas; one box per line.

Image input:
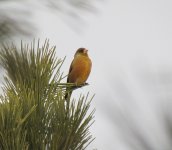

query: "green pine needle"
left=0, top=39, right=95, bottom=150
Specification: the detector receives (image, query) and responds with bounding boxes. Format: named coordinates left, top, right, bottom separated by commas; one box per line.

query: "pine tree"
left=0, top=40, right=95, bottom=150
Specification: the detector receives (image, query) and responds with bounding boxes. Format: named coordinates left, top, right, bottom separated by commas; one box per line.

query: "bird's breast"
left=68, top=56, right=92, bottom=84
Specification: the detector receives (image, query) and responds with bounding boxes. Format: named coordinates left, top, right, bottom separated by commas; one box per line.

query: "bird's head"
left=74, top=48, right=89, bottom=57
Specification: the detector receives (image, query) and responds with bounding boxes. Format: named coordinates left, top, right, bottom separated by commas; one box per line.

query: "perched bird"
left=65, top=48, right=92, bottom=100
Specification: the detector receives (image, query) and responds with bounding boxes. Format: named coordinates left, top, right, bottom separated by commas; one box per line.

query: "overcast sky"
left=2, top=0, right=172, bottom=149
left=33, top=0, right=172, bottom=149
left=35, top=0, right=172, bottom=149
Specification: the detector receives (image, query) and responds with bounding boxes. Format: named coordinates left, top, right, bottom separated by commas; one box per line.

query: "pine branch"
left=0, top=39, right=95, bottom=149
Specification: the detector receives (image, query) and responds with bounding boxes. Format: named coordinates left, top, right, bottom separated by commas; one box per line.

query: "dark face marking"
left=74, top=48, right=88, bottom=57
left=76, top=48, right=86, bottom=53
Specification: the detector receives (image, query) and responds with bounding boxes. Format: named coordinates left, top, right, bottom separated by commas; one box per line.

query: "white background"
left=2, top=0, right=172, bottom=149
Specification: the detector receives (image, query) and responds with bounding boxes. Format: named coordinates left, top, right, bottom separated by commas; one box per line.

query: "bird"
left=65, top=48, right=92, bottom=100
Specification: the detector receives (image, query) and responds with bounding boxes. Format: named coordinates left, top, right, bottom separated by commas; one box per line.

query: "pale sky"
left=2, top=0, right=172, bottom=149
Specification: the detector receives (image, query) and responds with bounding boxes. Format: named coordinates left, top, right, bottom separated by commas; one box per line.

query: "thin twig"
left=50, top=82, right=89, bottom=90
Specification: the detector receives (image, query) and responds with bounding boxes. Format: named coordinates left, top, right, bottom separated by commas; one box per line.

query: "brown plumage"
left=65, top=48, right=92, bottom=100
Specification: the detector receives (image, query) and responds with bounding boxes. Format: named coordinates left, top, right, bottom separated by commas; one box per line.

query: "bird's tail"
left=65, top=88, right=73, bottom=101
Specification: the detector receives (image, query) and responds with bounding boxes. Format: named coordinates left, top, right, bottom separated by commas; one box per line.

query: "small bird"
left=65, top=48, right=92, bottom=100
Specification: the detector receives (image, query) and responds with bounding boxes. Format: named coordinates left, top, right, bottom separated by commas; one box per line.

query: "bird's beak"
left=83, top=49, right=88, bottom=53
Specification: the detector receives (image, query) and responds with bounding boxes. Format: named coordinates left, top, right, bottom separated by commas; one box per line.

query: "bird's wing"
left=65, top=60, right=74, bottom=100
left=67, top=60, right=74, bottom=83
